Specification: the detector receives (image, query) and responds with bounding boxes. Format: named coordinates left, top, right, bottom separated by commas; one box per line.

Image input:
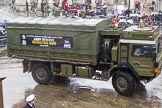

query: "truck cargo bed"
left=7, top=17, right=111, bottom=65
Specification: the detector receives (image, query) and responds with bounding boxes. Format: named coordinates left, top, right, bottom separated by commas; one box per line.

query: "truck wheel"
left=112, top=71, right=137, bottom=96
left=32, top=64, right=52, bottom=85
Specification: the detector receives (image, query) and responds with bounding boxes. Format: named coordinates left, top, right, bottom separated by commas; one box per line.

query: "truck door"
left=130, top=44, right=154, bottom=77
left=119, top=43, right=129, bottom=63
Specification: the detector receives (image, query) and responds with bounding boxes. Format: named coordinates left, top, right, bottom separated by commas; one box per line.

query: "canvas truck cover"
left=7, top=17, right=111, bottom=65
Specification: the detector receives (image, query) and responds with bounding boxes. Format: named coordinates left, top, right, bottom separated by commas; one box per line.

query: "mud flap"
left=22, top=60, right=28, bottom=73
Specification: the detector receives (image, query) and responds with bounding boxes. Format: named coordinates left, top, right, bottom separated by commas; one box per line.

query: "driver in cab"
left=134, top=47, right=145, bottom=56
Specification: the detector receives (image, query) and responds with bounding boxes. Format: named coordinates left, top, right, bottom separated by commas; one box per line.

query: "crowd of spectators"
left=6, top=0, right=162, bottom=27
left=23, top=0, right=112, bottom=17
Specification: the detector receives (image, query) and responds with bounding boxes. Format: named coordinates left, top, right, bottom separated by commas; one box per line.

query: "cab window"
left=132, top=45, right=154, bottom=58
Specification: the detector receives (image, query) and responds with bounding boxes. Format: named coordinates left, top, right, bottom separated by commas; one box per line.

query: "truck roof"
left=8, top=17, right=104, bottom=26
left=122, top=26, right=160, bottom=41
left=7, top=17, right=111, bottom=32
left=100, top=26, right=124, bottom=35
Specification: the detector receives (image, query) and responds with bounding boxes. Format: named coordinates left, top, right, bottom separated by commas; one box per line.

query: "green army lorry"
left=7, top=17, right=162, bottom=96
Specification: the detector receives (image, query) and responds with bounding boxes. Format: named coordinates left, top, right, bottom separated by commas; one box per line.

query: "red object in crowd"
left=149, top=19, right=153, bottom=25
left=114, top=22, right=120, bottom=27
left=118, top=23, right=121, bottom=27
left=63, top=2, right=68, bottom=10
left=64, top=2, right=68, bottom=7
left=112, top=18, right=116, bottom=24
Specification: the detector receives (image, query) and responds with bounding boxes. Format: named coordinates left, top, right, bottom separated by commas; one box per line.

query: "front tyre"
left=32, top=64, right=52, bottom=85
left=112, top=71, right=137, bottom=96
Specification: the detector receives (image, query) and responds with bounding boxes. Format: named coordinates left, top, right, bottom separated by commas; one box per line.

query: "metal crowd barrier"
left=0, top=35, right=7, bottom=47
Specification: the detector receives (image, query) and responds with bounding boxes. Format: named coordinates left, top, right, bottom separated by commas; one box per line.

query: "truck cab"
left=110, top=26, right=162, bottom=96
left=119, top=26, right=162, bottom=81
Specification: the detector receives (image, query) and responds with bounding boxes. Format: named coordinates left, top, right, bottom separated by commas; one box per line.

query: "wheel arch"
left=110, top=63, right=140, bottom=82
left=30, top=61, right=51, bottom=72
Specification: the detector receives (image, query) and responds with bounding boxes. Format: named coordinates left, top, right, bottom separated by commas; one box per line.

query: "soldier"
left=134, top=47, right=144, bottom=56
left=23, top=94, right=36, bottom=108
left=139, top=19, right=148, bottom=28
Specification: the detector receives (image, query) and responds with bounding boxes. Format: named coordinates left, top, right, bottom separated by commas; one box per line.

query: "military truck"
left=7, top=17, right=162, bottom=96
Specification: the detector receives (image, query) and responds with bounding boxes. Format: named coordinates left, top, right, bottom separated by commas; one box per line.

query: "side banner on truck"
left=20, top=34, right=73, bottom=48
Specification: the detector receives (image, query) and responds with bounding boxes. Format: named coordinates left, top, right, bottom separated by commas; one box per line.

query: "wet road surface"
left=0, top=54, right=162, bottom=108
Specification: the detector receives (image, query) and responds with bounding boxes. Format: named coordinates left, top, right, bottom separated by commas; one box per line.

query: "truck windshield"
left=132, top=45, right=155, bottom=58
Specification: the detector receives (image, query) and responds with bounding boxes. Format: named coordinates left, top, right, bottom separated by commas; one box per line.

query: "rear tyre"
left=32, top=63, right=52, bottom=85
left=112, top=71, right=137, bottom=96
